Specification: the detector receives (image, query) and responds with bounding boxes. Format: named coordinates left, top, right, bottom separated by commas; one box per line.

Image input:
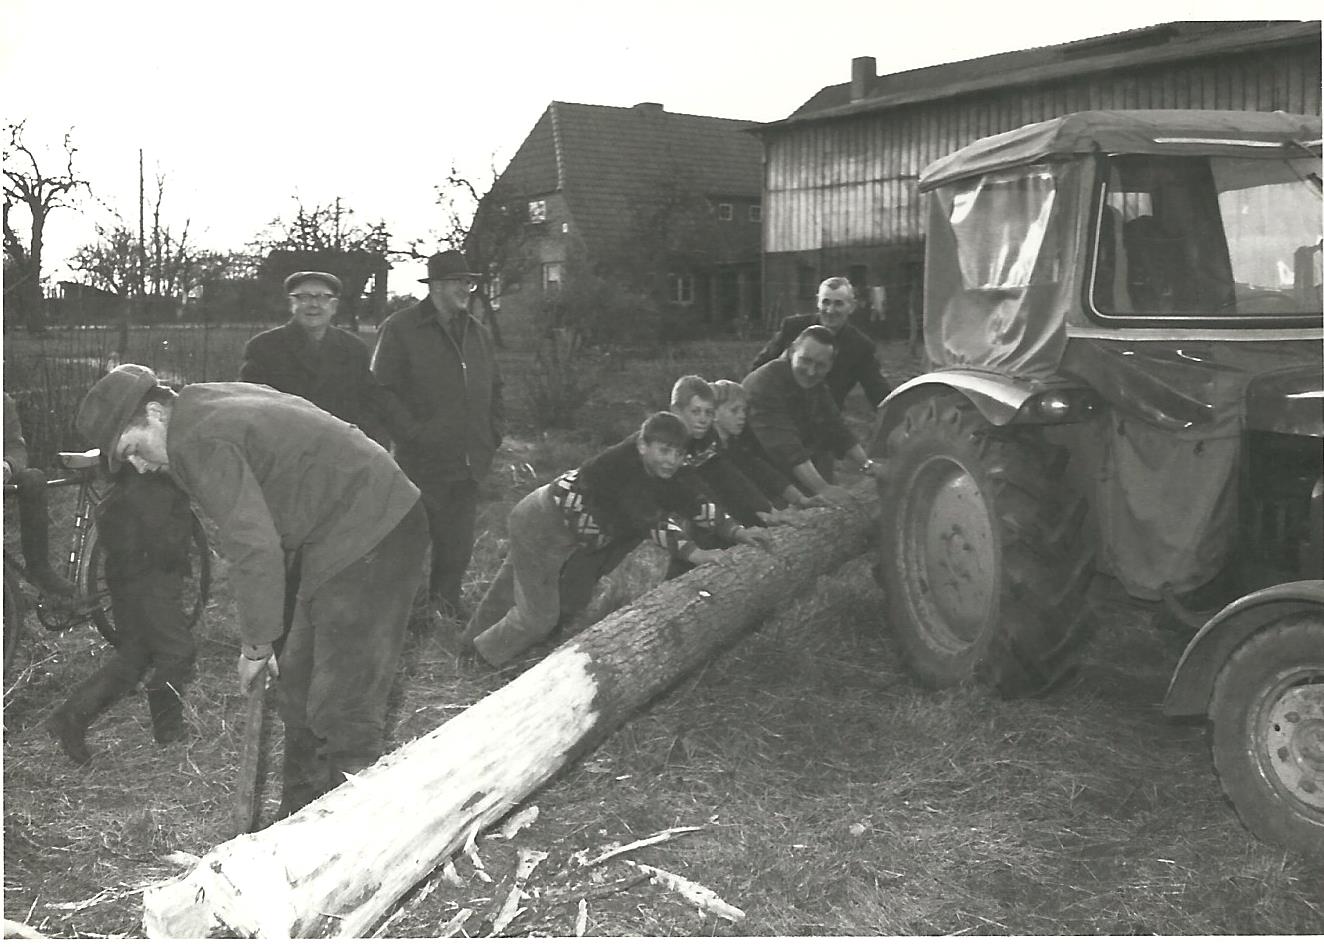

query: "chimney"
left=850, top=56, right=876, bottom=101
left=633, top=102, right=664, bottom=114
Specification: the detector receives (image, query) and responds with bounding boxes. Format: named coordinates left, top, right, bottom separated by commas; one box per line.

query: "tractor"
left=870, top=110, right=1322, bottom=854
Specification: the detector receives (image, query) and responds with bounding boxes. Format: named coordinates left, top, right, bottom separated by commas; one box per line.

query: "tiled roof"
left=495, top=101, right=763, bottom=255
left=782, top=20, right=1320, bottom=125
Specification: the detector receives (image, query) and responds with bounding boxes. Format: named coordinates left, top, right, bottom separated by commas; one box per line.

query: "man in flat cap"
left=74, top=364, right=428, bottom=817
left=371, top=250, right=504, bottom=627
left=238, top=271, right=390, bottom=445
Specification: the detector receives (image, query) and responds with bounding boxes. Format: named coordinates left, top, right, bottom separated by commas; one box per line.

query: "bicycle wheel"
left=3, top=559, right=28, bottom=675
left=81, top=514, right=212, bottom=646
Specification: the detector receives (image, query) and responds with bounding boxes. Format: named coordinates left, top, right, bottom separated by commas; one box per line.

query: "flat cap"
left=283, top=271, right=343, bottom=294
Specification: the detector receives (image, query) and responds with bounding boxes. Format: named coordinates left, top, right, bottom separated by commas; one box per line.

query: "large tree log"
left=143, top=482, right=878, bottom=938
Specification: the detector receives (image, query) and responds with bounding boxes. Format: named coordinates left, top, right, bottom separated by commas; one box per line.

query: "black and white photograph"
left=2, top=0, right=1321, bottom=937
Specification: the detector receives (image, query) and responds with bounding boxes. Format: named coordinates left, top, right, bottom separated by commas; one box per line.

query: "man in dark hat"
left=238, top=271, right=390, bottom=445
left=72, top=364, right=428, bottom=816
left=371, top=250, right=504, bottom=627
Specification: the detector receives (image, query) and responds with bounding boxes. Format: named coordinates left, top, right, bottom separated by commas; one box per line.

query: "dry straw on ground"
left=4, top=340, right=1322, bottom=936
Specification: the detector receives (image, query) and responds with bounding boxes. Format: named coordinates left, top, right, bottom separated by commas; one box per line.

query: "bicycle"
left=2, top=449, right=211, bottom=675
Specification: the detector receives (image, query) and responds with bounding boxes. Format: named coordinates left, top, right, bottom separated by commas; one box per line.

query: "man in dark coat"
left=239, top=271, right=389, bottom=446
left=75, top=365, right=428, bottom=817
left=371, top=251, right=504, bottom=623
left=742, top=326, right=881, bottom=507
left=751, top=276, right=892, bottom=411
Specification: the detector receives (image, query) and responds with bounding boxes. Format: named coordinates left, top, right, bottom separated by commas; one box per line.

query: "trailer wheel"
left=876, top=394, right=1095, bottom=696
left=1210, top=612, right=1324, bottom=855
left=80, top=515, right=213, bottom=646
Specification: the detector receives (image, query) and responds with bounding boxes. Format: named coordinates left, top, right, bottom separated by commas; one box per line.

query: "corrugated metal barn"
left=755, top=20, right=1322, bottom=335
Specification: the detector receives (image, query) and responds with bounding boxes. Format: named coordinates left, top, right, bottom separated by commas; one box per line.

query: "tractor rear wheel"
left=876, top=394, right=1095, bottom=696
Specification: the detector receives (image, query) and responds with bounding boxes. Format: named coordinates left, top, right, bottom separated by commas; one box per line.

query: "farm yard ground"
left=3, top=338, right=1323, bottom=937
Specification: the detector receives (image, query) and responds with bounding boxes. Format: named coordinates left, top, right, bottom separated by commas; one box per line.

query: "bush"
left=520, top=331, right=618, bottom=430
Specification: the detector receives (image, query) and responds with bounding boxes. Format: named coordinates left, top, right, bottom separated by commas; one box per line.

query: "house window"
left=749, top=204, right=762, bottom=223
left=528, top=200, right=547, bottom=223
left=672, top=274, right=695, bottom=304
left=543, top=262, right=564, bottom=292
left=488, top=274, right=502, bottom=310
left=717, top=203, right=733, bottom=221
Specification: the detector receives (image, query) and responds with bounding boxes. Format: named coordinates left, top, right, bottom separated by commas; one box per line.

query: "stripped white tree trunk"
left=142, top=483, right=877, bottom=938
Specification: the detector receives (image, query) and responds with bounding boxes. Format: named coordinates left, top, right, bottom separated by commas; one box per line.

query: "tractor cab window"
left=949, top=165, right=1058, bottom=291
left=1092, top=152, right=1322, bottom=318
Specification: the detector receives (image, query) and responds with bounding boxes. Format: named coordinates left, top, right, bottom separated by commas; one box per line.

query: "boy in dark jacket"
left=46, top=468, right=197, bottom=764
left=665, top=376, right=802, bottom=579
left=462, top=412, right=770, bottom=667
left=709, top=379, right=823, bottom=513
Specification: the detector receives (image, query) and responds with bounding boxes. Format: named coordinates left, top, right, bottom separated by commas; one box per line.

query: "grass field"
left=3, top=338, right=1322, bottom=936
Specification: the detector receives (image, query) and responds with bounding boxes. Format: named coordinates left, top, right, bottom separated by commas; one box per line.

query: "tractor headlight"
left=1021, top=390, right=1097, bottom=424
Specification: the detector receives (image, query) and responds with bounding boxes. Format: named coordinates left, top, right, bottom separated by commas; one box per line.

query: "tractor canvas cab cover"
left=916, top=110, right=1323, bottom=601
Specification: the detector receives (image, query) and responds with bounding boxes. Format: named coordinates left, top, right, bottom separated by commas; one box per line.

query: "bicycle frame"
left=3, top=455, right=109, bottom=630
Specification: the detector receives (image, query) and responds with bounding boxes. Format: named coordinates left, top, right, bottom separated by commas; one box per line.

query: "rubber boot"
left=45, top=663, right=134, bottom=765
left=146, top=685, right=186, bottom=745
left=276, top=727, right=327, bottom=819
left=16, top=471, right=77, bottom=600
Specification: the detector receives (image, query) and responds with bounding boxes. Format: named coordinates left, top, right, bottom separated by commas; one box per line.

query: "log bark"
left=142, top=482, right=879, bottom=938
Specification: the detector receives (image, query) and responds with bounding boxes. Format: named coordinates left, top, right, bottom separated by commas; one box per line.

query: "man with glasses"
left=239, top=271, right=389, bottom=446
left=371, top=251, right=504, bottom=627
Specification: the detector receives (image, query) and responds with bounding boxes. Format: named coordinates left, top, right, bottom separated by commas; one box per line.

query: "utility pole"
left=137, top=148, right=146, bottom=298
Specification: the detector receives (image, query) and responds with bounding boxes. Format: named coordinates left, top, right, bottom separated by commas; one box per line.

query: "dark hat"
left=283, top=271, right=343, bottom=294
left=75, top=364, right=159, bottom=473
left=419, top=250, right=479, bottom=284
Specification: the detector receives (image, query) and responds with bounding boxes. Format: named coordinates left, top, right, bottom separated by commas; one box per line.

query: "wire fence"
left=3, top=323, right=321, bottom=467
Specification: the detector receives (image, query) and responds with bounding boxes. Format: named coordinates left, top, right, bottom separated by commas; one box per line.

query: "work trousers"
left=464, top=485, right=583, bottom=666
left=413, top=475, right=479, bottom=610
left=274, top=500, right=428, bottom=770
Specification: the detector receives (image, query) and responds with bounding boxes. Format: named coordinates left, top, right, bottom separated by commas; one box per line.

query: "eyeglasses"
left=289, top=293, right=338, bottom=304
left=433, top=278, right=478, bottom=291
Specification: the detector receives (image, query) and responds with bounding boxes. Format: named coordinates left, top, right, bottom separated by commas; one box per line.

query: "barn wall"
left=761, top=42, right=1322, bottom=331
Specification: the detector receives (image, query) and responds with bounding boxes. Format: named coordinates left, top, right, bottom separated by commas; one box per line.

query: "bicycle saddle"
left=58, top=449, right=102, bottom=469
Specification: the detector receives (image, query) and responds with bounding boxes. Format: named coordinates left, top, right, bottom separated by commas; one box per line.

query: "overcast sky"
left=2, top=0, right=1317, bottom=296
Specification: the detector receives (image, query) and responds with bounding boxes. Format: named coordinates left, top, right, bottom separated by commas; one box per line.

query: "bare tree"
left=72, top=171, right=248, bottom=352
left=3, top=121, right=91, bottom=332
left=415, top=162, right=538, bottom=347
left=253, top=198, right=391, bottom=328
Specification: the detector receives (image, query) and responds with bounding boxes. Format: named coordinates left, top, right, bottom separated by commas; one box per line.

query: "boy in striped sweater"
left=462, top=412, right=770, bottom=667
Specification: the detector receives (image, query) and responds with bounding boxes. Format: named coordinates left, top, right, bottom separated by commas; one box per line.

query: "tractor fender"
left=1162, top=580, right=1324, bottom=718
left=872, top=371, right=1040, bottom=452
